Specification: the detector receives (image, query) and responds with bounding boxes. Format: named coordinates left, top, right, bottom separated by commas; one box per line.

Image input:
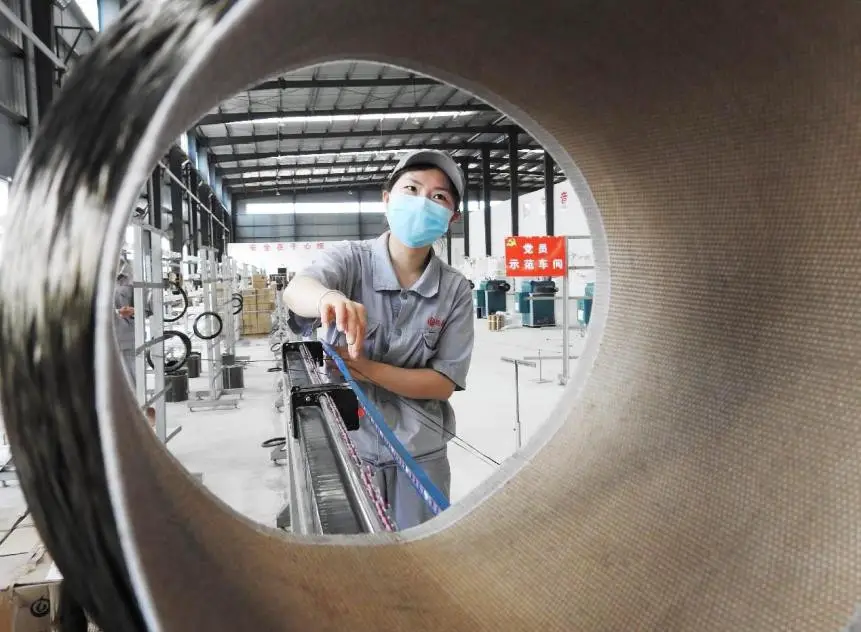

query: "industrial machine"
left=578, top=282, right=595, bottom=327
left=472, top=282, right=486, bottom=318
left=277, top=340, right=395, bottom=535
left=516, top=279, right=559, bottom=328
left=477, top=279, right=511, bottom=318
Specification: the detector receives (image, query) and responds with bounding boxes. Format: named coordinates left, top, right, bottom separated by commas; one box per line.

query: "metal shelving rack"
left=131, top=216, right=182, bottom=444
left=188, top=247, right=241, bottom=411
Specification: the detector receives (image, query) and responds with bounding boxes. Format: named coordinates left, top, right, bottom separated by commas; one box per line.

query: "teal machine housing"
left=474, top=279, right=510, bottom=318
left=472, top=279, right=486, bottom=318
left=516, top=279, right=558, bottom=327
left=577, top=281, right=595, bottom=327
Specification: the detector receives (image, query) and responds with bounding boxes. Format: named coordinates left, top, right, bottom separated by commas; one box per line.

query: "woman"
left=283, top=149, right=475, bottom=529
left=114, top=255, right=139, bottom=383
left=114, top=254, right=156, bottom=426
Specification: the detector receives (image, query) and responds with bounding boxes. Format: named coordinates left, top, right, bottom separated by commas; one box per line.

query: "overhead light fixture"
left=227, top=110, right=480, bottom=126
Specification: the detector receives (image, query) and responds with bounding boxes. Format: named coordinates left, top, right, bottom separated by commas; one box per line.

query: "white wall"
left=467, top=181, right=591, bottom=256
left=229, top=235, right=468, bottom=275
left=461, top=180, right=596, bottom=323
left=227, top=240, right=343, bottom=274
left=444, top=236, right=465, bottom=270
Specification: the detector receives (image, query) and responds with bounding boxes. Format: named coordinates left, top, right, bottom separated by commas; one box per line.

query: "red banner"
left=504, top=236, right=567, bottom=277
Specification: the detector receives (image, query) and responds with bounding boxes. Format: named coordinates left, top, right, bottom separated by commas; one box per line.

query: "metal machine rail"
left=281, top=341, right=390, bottom=535
left=297, top=344, right=390, bottom=534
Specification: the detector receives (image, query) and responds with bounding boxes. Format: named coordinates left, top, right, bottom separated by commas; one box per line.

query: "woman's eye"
left=403, top=184, right=417, bottom=193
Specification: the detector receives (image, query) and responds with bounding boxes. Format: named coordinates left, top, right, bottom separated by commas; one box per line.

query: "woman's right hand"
left=319, top=291, right=366, bottom=359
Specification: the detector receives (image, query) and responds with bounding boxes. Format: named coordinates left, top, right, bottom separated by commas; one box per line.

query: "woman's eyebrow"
left=401, top=175, right=453, bottom=196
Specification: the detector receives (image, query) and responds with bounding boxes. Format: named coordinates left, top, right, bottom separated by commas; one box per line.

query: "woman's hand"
left=319, top=291, right=366, bottom=359
left=331, top=345, right=371, bottom=377
left=117, top=306, right=135, bottom=318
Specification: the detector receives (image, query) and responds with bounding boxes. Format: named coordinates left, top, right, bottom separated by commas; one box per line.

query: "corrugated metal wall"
left=235, top=211, right=386, bottom=243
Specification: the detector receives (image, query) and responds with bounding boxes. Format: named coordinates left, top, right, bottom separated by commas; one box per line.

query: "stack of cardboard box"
left=241, top=277, right=277, bottom=336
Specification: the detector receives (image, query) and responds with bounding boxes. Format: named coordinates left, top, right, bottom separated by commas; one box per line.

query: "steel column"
left=460, top=159, right=470, bottom=259
left=151, top=167, right=163, bottom=230
left=508, top=128, right=520, bottom=236
left=230, top=199, right=238, bottom=242
left=482, top=146, right=492, bottom=256
left=544, top=152, right=555, bottom=236
left=29, top=0, right=57, bottom=118
left=168, top=151, right=185, bottom=254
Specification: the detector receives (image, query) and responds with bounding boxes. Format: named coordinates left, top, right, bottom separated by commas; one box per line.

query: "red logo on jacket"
left=427, top=316, right=445, bottom=328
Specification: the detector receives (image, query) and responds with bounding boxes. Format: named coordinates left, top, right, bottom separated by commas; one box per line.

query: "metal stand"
left=188, top=247, right=241, bottom=411
left=559, top=238, right=570, bottom=386
left=501, top=356, right=536, bottom=450
left=529, top=349, right=551, bottom=384
left=131, top=215, right=182, bottom=444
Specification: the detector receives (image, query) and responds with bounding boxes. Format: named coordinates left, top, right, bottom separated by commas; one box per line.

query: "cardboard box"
left=251, top=275, right=268, bottom=289
left=0, top=544, right=63, bottom=632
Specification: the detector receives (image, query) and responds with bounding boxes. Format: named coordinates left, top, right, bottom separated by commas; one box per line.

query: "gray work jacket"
left=291, top=233, right=475, bottom=465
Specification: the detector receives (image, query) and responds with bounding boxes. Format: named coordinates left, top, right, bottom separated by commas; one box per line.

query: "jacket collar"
left=371, top=232, right=442, bottom=298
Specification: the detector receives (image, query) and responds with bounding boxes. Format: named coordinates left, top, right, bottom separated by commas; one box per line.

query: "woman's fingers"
left=319, top=293, right=366, bottom=359
left=333, top=301, right=349, bottom=335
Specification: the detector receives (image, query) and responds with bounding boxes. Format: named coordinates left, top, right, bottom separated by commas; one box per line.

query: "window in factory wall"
left=293, top=202, right=360, bottom=214
left=244, top=202, right=373, bottom=214
left=245, top=202, right=292, bottom=214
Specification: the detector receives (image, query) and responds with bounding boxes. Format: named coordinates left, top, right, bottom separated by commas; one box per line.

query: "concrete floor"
left=0, top=317, right=586, bottom=534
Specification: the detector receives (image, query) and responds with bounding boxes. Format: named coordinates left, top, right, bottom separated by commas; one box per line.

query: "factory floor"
left=0, top=318, right=587, bottom=537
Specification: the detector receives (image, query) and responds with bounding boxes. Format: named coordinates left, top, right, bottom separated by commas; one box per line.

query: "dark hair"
left=383, top=163, right=462, bottom=211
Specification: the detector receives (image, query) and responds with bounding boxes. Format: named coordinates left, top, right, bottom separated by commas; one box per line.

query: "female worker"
left=114, top=254, right=156, bottom=426
left=283, top=149, right=475, bottom=530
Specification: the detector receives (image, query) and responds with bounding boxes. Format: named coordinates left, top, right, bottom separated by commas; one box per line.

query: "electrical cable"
left=193, top=311, right=223, bottom=340
left=145, top=330, right=192, bottom=374
left=321, top=341, right=450, bottom=515
left=342, top=362, right=501, bottom=468
left=267, top=338, right=502, bottom=467
left=163, top=283, right=189, bottom=323
left=231, top=292, right=243, bottom=316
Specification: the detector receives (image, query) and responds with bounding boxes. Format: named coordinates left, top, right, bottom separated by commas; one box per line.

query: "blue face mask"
left=386, top=193, right=453, bottom=248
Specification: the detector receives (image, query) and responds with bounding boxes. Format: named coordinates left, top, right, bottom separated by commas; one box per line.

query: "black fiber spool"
left=222, top=364, right=244, bottom=389
left=186, top=352, right=201, bottom=379
left=165, top=371, right=189, bottom=403
left=221, top=353, right=235, bottom=366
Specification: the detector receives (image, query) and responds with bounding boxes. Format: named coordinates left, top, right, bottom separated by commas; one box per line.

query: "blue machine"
left=516, top=279, right=558, bottom=328
left=480, top=279, right=510, bottom=317
left=472, top=279, right=487, bottom=318
left=577, top=282, right=595, bottom=327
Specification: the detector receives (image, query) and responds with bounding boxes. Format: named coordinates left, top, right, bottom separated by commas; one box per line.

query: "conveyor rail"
left=280, top=340, right=393, bottom=535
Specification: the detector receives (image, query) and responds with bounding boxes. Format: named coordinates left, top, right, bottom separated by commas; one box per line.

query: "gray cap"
left=390, top=149, right=465, bottom=201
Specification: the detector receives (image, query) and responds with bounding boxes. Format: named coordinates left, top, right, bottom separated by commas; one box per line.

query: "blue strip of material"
left=319, top=339, right=450, bottom=515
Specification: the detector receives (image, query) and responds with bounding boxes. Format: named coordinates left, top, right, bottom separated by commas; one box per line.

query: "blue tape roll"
left=320, top=339, right=450, bottom=516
